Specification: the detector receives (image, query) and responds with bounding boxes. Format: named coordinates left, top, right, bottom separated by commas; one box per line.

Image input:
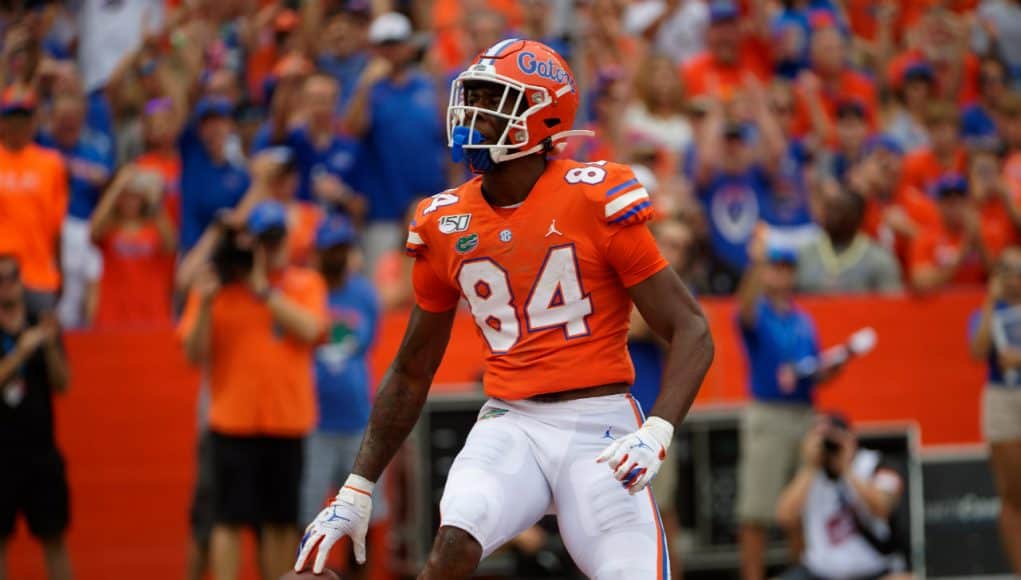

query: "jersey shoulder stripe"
left=596, top=163, right=654, bottom=226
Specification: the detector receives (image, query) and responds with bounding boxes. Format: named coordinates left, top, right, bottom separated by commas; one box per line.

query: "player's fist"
left=294, top=475, right=373, bottom=574
left=596, top=416, right=674, bottom=495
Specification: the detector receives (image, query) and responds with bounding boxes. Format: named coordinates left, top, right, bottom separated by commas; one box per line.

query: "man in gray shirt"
left=797, top=179, right=903, bottom=294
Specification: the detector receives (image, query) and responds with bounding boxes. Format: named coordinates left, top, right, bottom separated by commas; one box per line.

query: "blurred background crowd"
left=2, top=0, right=1021, bottom=579
left=3, top=0, right=1021, bottom=322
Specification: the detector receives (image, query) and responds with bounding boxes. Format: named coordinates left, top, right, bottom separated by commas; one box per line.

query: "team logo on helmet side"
left=516, top=52, right=574, bottom=92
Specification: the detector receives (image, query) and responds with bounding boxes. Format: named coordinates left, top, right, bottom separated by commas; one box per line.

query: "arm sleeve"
left=605, top=224, right=669, bottom=288
left=412, top=257, right=460, bottom=312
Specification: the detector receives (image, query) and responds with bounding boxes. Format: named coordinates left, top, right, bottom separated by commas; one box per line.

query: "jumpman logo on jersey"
left=603, top=427, right=615, bottom=440
left=545, top=219, right=563, bottom=238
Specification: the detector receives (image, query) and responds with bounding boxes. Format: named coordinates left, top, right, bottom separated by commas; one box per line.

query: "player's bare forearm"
left=628, top=269, right=715, bottom=426
left=352, top=306, right=456, bottom=481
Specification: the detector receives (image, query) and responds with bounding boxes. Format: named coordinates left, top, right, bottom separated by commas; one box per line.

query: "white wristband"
left=341, top=474, right=375, bottom=495
left=643, top=416, right=675, bottom=451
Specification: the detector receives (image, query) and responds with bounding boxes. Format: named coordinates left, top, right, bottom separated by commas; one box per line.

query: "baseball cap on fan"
left=709, top=0, right=740, bottom=23
left=368, top=12, right=413, bottom=45
left=0, top=85, right=37, bottom=116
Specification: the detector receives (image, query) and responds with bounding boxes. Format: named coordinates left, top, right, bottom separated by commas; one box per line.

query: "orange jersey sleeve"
left=412, top=257, right=461, bottom=312
left=606, top=224, right=669, bottom=288
left=406, top=194, right=462, bottom=312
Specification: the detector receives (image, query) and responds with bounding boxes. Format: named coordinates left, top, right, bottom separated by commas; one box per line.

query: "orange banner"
left=8, top=289, right=989, bottom=579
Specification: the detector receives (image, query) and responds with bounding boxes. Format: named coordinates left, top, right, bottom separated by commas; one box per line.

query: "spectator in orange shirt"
left=0, top=87, right=68, bottom=314
left=179, top=200, right=327, bottom=580
left=791, top=25, right=878, bottom=142
left=969, top=144, right=1021, bottom=255
left=88, top=165, right=176, bottom=328
left=134, top=98, right=183, bottom=228
left=850, top=136, right=940, bottom=266
left=911, top=174, right=992, bottom=292
left=235, top=150, right=323, bottom=268
left=902, top=100, right=968, bottom=195
left=887, top=7, right=981, bottom=104
left=431, top=0, right=523, bottom=73
left=681, top=0, right=771, bottom=98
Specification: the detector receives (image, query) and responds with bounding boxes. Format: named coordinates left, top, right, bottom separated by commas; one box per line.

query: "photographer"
left=0, top=254, right=72, bottom=580
left=178, top=200, right=327, bottom=580
left=776, top=414, right=911, bottom=580
left=89, top=164, right=176, bottom=328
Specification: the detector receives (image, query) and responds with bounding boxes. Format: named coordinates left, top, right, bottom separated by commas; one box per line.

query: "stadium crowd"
left=3, top=0, right=1021, bottom=578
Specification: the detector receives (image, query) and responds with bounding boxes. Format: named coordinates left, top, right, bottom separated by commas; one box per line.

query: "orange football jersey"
left=406, top=159, right=668, bottom=400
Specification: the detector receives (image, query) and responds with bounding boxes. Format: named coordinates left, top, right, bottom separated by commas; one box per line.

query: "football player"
left=296, top=39, right=714, bottom=579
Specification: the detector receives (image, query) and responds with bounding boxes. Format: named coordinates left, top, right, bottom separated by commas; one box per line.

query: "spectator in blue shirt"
left=692, top=79, right=796, bottom=272
left=315, top=1, right=371, bottom=112
left=769, top=0, right=846, bottom=80
left=763, top=81, right=817, bottom=251
left=345, top=12, right=448, bottom=272
left=734, top=236, right=848, bottom=580
left=825, top=99, right=871, bottom=184
left=178, top=97, right=251, bottom=253
left=255, top=73, right=364, bottom=218
left=962, top=56, right=1011, bottom=146
left=300, top=216, right=387, bottom=576
left=968, top=246, right=1021, bottom=575
left=37, top=93, right=112, bottom=329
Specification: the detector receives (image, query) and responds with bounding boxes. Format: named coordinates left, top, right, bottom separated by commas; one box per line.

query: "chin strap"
left=491, top=128, right=596, bottom=163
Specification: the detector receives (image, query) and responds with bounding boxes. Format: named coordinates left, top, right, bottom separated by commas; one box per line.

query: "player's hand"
left=596, top=416, right=673, bottom=495
left=295, top=475, right=373, bottom=574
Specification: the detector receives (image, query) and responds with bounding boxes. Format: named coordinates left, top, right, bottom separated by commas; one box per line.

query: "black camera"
left=823, top=437, right=842, bottom=455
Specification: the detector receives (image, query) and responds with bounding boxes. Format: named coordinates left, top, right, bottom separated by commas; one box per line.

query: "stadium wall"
left=8, top=289, right=988, bottom=579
